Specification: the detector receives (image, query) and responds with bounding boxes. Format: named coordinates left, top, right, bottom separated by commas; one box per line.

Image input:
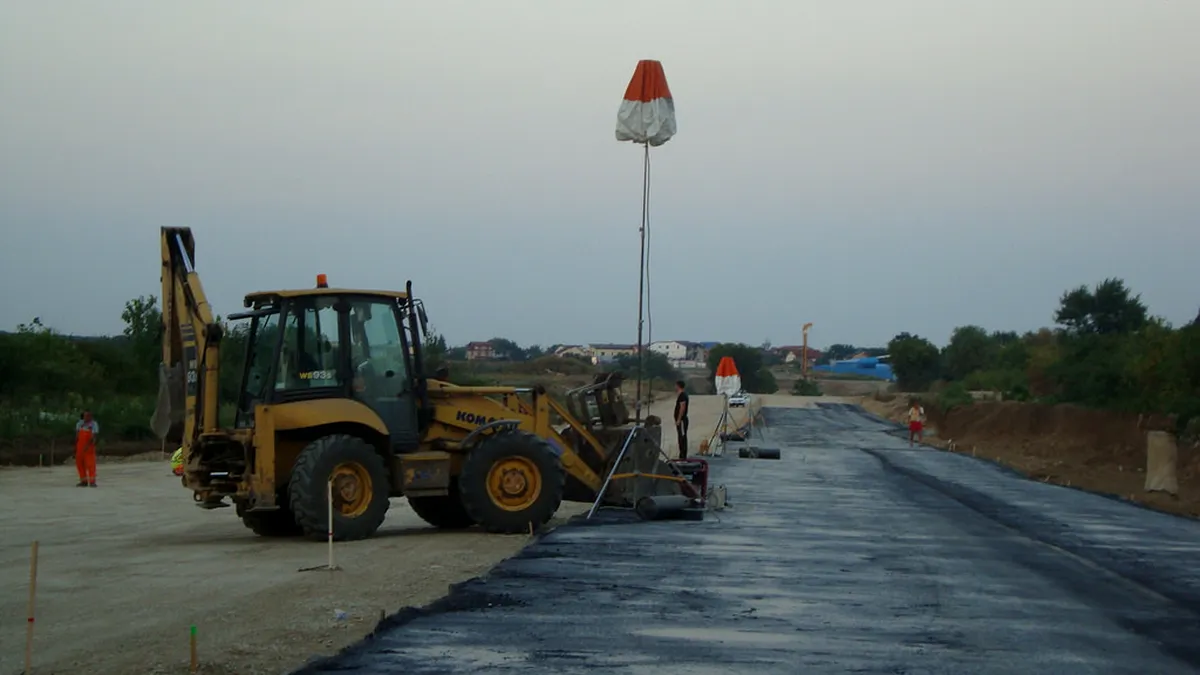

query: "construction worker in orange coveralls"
left=74, top=410, right=99, bottom=487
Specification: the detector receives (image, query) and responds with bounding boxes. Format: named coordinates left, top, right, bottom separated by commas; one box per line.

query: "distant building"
left=812, top=355, right=895, bottom=382
left=554, top=345, right=591, bottom=359
left=466, top=341, right=497, bottom=361
left=691, top=341, right=718, bottom=363
left=587, top=343, right=637, bottom=365
left=776, top=346, right=823, bottom=366
left=648, top=340, right=692, bottom=362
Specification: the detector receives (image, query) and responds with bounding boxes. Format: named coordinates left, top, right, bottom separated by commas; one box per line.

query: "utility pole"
left=801, top=323, right=813, bottom=380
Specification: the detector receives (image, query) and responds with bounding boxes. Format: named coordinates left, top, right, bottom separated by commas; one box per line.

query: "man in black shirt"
left=673, top=380, right=689, bottom=459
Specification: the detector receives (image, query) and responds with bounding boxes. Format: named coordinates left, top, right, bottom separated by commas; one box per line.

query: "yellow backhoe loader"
left=152, top=227, right=697, bottom=540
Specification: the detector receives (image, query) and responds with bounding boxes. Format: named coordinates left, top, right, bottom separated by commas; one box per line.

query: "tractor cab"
left=229, top=276, right=432, bottom=454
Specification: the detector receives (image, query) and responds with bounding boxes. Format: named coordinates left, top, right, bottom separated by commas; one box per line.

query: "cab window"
left=236, top=310, right=280, bottom=427
left=277, top=298, right=343, bottom=390
left=348, top=300, right=408, bottom=396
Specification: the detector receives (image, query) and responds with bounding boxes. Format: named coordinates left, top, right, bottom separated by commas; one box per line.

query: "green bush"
left=516, top=355, right=595, bottom=376
left=936, top=381, right=974, bottom=411
left=962, top=368, right=1027, bottom=397
left=792, top=378, right=821, bottom=396
left=755, top=369, right=779, bottom=394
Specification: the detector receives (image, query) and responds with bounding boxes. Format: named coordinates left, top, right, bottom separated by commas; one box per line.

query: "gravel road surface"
left=296, top=403, right=1200, bottom=674
left=0, top=461, right=585, bottom=675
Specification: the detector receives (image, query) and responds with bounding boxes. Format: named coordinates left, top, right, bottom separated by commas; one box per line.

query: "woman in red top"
left=907, top=400, right=925, bottom=447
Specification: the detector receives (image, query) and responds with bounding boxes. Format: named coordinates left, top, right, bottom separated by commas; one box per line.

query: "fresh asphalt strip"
left=293, top=404, right=1200, bottom=674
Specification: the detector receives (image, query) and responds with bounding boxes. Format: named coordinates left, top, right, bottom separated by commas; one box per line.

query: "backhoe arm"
left=156, top=227, right=223, bottom=447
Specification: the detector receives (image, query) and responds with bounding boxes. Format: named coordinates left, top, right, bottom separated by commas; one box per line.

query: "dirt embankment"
left=861, top=396, right=1200, bottom=520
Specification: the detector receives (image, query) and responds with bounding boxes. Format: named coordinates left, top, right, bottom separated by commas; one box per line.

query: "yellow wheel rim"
left=331, top=461, right=373, bottom=518
left=486, top=456, right=542, bottom=512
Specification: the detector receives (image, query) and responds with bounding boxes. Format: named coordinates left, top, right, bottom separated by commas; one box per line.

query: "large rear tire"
left=407, top=479, right=476, bottom=529
left=459, top=430, right=565, bottom=534
left=289, top=434, right=390, bottom=541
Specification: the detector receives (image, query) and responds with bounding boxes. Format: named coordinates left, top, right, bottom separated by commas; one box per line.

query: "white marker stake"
left=25, top=540, right=39, bottom=674
left=327, top=479, right=335, bottom=570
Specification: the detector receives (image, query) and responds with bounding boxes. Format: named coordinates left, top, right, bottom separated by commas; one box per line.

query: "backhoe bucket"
left=150, top=362, right=185, bottom=443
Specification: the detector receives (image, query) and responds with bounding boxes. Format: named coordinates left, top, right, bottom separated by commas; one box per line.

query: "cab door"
left=346, top=297, right=420, bottom=452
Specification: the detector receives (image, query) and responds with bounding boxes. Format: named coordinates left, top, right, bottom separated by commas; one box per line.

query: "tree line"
left=886, top=278, right=1200, bottom=432
left=11, top=278, right=1188, bottom=441
left=815, top=344, right=887, bottom=364
left=0, top=294, right=784, bottom=443
left=0, top=296, right=166, bottom=442
left=0, top=297, right=665, bottom=442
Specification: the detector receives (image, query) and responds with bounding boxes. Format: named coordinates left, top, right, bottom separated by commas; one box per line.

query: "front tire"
left=289, top=434, right=390, bottom=541
left=459, top=430, right=565, bottom=534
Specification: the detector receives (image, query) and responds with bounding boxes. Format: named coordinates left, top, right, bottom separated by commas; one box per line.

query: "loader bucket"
left=592, top=424, right=698, bottom=508
left=553, top=373, right=699, bottom=511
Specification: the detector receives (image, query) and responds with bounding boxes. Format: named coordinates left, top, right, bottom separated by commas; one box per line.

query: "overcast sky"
left=2, top=1, right=1197, bottom=350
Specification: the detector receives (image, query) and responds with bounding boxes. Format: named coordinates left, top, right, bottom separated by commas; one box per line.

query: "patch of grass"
left=458, top=356, right=596, bottom=378
left=508, top=355, right=595, bottom=376
left=791, top=379, right=822, bottom=396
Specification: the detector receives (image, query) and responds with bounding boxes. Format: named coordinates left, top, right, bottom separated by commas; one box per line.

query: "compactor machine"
left=153, top=227, right=696, bottom=540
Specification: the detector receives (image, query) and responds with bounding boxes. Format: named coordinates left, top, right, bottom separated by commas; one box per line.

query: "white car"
left=729, top=392, right=750, bottom=407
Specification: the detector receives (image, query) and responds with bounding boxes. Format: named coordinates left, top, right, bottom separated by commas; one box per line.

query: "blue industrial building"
left=811, top=356, right=896, bottom=382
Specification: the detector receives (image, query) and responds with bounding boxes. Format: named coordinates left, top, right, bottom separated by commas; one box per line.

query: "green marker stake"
left=190, top=624, right=198, bottom=673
